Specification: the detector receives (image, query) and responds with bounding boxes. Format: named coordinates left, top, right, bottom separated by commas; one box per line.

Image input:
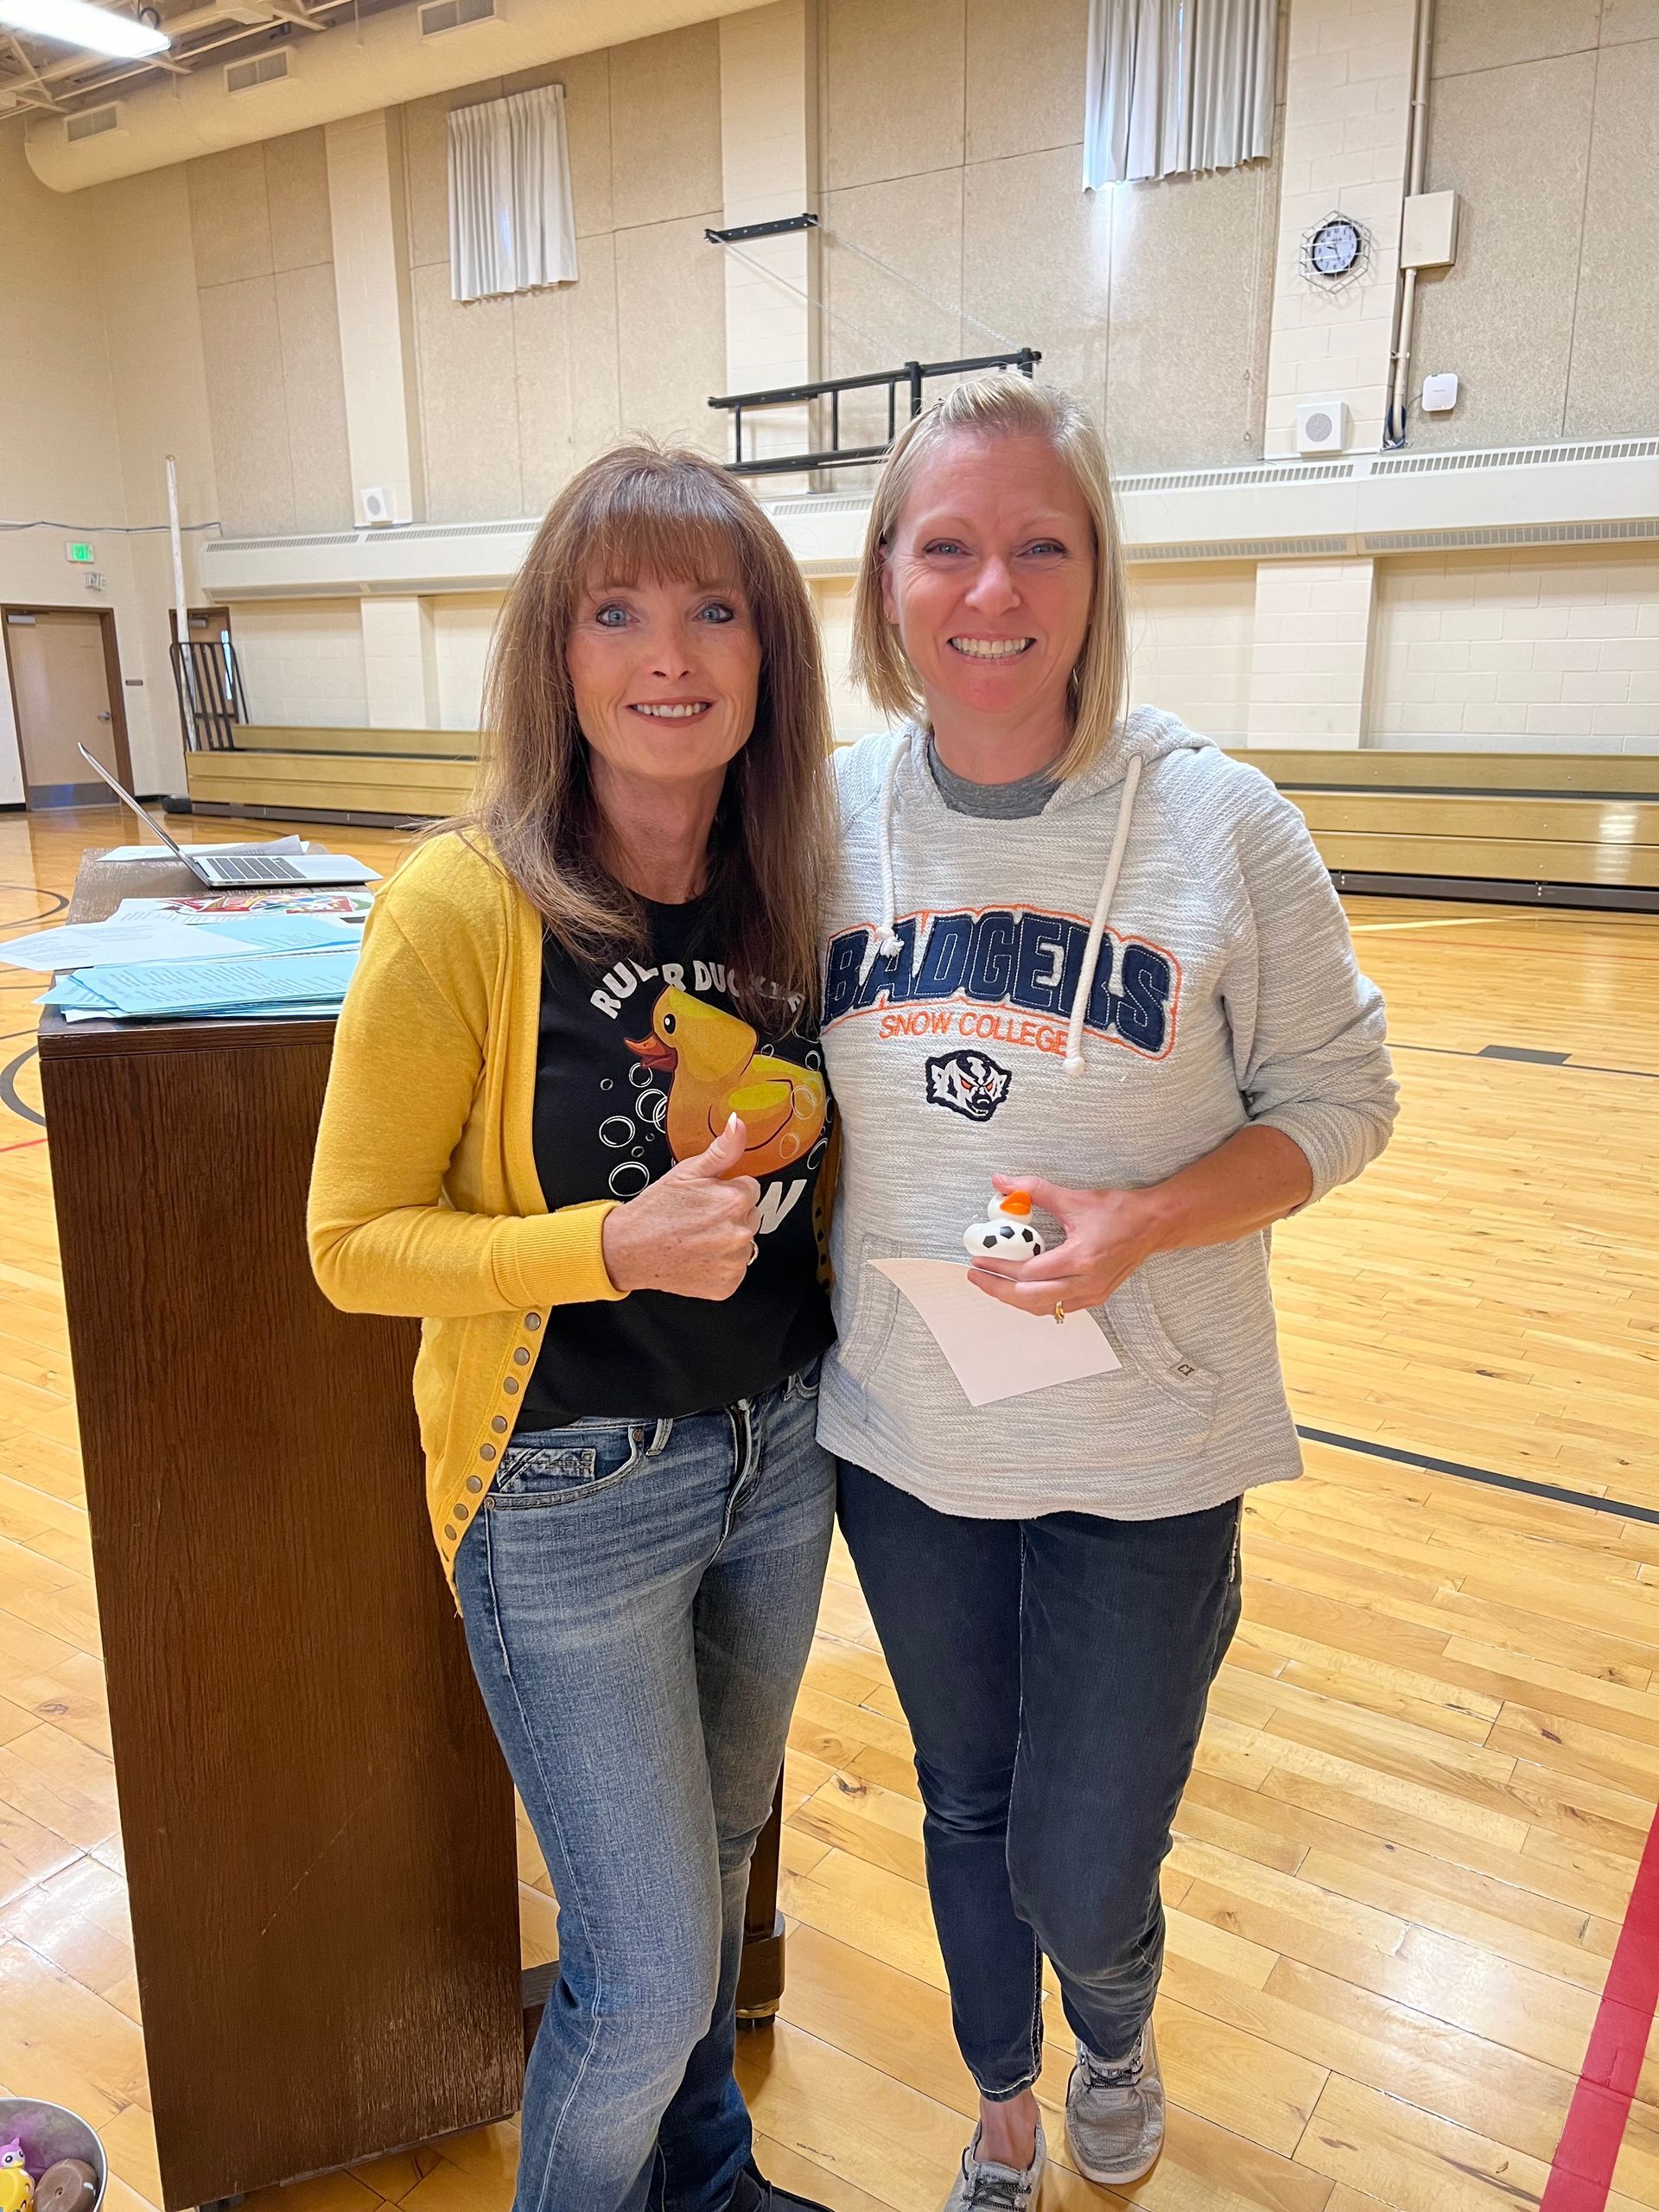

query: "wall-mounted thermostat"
left=1295, top=399, right=1351, bottom=455
left=1421, top=372, right=1459, bottom=413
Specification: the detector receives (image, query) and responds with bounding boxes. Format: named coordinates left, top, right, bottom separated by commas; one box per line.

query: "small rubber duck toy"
left=963, top=1188, right=1046, bottom=1263
left=0, top=2138, right=35, bottom=2212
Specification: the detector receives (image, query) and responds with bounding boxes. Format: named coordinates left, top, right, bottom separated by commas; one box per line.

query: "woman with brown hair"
left=308, top=448, right=838, bottom=2212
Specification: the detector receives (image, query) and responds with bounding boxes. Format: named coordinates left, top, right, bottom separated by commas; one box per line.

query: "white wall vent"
left=65, top=104, right=121, bottom=143
left=419, top=0, right=497, bottom=36
left=226, top=49, right=289, bottom=92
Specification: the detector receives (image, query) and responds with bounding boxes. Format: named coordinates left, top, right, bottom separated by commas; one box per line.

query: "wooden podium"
left=38, top=854, right=785, bottom=2212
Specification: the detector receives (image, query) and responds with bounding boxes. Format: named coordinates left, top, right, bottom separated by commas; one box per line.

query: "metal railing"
left=709, top=348, right=1041, bottom=477
left=170, top=635, right=247, bottom=753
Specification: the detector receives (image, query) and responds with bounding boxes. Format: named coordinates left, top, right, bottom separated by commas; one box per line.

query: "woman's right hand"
left=600, top=1115, right=762, bottom=1300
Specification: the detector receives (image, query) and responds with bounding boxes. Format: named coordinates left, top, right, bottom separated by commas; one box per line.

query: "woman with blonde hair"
left=309, top=448, right=838, bottom=2212
left=820, top=375, right=1396, bottom=2209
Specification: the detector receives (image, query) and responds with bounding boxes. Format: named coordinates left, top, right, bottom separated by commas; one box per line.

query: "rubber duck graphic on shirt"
left=627, top=987, right=826, bottom=1179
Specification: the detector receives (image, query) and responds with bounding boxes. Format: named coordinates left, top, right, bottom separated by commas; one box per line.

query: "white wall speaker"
left=359, top=486, right=396, bottom=526
left=1295, top=400, right=1351, bottom=456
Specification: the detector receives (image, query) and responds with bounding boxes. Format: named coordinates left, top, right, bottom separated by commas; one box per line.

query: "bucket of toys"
left=0, top=2101, right=106, bottom=2212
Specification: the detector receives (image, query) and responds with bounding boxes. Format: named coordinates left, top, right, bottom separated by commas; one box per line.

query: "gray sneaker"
left=941, top=2114, right=1046, bottom=2210
left=1065, top=2022, right=1165, bottom=2185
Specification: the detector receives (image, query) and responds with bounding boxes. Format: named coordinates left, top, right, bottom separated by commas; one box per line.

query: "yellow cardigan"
left=307, top=830, right=624, bottom=1588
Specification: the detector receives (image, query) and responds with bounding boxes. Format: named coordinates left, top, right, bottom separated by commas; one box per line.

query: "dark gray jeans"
left=838, top=1463, right=1242, bottom=2096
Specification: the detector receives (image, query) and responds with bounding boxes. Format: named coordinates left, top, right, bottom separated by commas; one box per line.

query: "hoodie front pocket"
left=1103, top=1272, right=1219, bottom=1423
left=831, top=1233, right=910, bottom=1387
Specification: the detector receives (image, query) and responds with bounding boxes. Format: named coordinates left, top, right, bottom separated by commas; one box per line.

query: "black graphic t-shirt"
left=518, top=892, right=836, bottom=1429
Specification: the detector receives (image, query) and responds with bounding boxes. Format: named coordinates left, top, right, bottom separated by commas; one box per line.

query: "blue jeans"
left=455, top=1368, right=834, bottom=2212
left=837, top=1464, right=1241, bottom=2096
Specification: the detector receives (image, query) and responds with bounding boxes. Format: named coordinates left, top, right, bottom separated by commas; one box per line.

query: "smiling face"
left=880, top=429, right=1096, bottom=761
left=565, top=569, right=761, bottom=793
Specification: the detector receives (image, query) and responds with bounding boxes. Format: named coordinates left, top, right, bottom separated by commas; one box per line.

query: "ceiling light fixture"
left=0, top=0, right=170, bottom=55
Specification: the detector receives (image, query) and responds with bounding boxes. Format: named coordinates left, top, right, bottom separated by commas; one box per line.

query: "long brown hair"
left=852, top=373, right=1128, bottom=781
left=456, top=444, right=834, bottom=1027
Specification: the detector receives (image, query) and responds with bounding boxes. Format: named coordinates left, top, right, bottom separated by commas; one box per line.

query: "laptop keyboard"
left=208, top=856, right=308, bottom=883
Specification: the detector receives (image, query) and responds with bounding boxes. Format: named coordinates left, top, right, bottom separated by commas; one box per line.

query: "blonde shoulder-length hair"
left=850, top=373, right=1128, bottom=782
left=451, top=443, right=834, bottom=1027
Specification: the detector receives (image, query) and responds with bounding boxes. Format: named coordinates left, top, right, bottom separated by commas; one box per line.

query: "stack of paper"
left=2, top=905, right=365, bottom=1024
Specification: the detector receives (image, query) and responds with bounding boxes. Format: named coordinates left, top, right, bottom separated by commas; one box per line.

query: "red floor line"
left=1541, top=1799, right=1659, bottom=2212
left=0, top=1136, right=46, bottom=1154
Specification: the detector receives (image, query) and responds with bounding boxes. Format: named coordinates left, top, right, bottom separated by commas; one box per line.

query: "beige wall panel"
left=507, top=47, right=615, bottom=236
left=1602, top=0, right=1659, bottom=41
left=412, top=264, right=525, bottom=518
left=1126, top=564, right=1256, bottom=743
left=232, top=598, right=368, bottom=727
left=265, top=127, right=334, bottom=272
left=197, top=275, right=296, bottom=535
left=275, top=262, right=354, bottom=531
left=1107, top=162, right=1274, bottom=470
left=961, top=147, right=1109, bottom=417
left=964, top=0, right=1088, bottom=166
left=1566, top=37, right=1659, bottom=439
left=403, top=92, right=456, bottom=271
left=823, top=0, right=965, bottom=190
left=1408, top=54, right=1596, bottom=452
left=608, top=22, right=722, bottom=230
left=187, top=143, right=273, bottom=289
left=433, top=593, right=505, bottom=732
left=822, top=166, right=963, bottom=390
left=1431, top=0, right=1602, bottom=77
left=403, top=80, right=506, bottom=271
left=613, top=215, right=728, bottom=454
left=515, top=233, right=622, bottom=512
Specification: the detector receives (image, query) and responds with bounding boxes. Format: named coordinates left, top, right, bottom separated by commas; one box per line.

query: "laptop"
left=78, top=747, right=378, bottom=888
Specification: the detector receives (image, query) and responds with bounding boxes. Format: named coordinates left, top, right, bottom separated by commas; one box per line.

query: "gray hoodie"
left=817, top=709, right=1398, bottom=1520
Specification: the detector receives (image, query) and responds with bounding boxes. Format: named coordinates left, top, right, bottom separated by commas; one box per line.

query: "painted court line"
left=1295, top=1426, right=1659, bottom=1528
left=1541, top=1800, right=1659, bottom=2212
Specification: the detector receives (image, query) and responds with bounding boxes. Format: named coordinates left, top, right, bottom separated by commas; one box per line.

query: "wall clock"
left=1300, top=212, right=1370, bottom=289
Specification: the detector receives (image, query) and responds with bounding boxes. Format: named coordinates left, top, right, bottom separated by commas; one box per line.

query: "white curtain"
left=448, top=84, right=579, bottom=303
left=1084, top=0, right=1278, bottom=188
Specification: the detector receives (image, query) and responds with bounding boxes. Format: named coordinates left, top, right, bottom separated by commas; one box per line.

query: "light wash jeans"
left=454, top=1365, right=834, bottom=2212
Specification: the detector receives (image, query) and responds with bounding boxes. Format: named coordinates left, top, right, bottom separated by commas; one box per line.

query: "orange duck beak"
left=626, top=1033, right=678, bottom=1072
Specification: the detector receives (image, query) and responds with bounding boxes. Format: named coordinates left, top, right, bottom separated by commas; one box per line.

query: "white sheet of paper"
left=870, top=1258, right=1121, bottom=1408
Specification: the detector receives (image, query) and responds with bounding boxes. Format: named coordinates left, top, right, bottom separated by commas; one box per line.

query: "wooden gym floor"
left=2, top=803, right=1657, bottom=2212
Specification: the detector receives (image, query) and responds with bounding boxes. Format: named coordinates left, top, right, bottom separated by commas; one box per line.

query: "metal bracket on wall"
left=704, top=213, right=819, bottom=245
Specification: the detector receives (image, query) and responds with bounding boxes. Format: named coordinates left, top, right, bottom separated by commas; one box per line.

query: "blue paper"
left=86, top=950, right=360, bottom=1016
left=202, top=914, right=363, bottom=955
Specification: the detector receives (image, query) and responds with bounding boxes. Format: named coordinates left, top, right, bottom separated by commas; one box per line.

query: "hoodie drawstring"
left=1063, top=751, right=1142, bottom=1076
left=873, top=736, right=905, bottom=958
left=867, top=736, right=1145, bottom=1076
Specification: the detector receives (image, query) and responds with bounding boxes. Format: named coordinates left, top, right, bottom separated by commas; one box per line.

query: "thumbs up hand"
left=600, top=1116, right=763, bottom=1300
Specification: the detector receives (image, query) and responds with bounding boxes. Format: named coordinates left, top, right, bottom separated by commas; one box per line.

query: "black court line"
left=1392, top=1040, right=1659, bottom=1081
left=1296, top=1424, right=1659, bottom=1528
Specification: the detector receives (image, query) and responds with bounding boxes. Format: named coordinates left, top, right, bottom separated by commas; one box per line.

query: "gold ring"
left=1054, top=1300, right=1066, bottom=1325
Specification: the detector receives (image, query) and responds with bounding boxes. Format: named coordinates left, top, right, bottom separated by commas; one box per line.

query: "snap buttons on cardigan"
left=504, top=1376, right=519, bottom=1393
left=454, top=1502, right=467, bottom=1521
left=491, top=1416, right=507, bottom=1433
left=513, top=1348, right=531, bottom=1366
left=466, top=1476, right=484, bottom=1493
left=443, top=1525, right=456, bottom=1542
left=480, top=1443, right=496, bottom=1461
left=524, top=1313, right=541, bottom=1330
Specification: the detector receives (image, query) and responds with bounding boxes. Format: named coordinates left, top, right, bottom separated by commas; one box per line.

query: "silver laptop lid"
left=75, top=745, right=199, bottom=870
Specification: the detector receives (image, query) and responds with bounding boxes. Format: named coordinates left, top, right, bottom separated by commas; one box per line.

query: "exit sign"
left=65, top=540, right=95, bottom=564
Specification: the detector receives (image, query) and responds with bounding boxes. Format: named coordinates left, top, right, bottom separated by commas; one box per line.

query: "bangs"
left=571, top=462, right=755, bottom=597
